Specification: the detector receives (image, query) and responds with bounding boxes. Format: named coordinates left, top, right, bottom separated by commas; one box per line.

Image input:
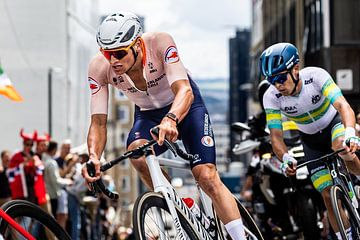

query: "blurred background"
left=1, top=0, right=360, bottom=238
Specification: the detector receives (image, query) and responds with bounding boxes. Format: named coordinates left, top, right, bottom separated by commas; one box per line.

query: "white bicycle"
left=87, top=127, right=263, bottom=240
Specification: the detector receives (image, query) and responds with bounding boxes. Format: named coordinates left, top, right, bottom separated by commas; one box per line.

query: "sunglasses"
left=100, top=39, right=137, bottom=61
left=24, top=142, right=33, bottom=147
left=267, top=71, right=289, bottom=85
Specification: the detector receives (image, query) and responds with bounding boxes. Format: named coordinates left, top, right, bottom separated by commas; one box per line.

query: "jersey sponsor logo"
left=113, top=76, right=124, bottom=85
left=275, top=93, right=282, bottom=98
left=201, top=136, right=214, bottom=147
left=284, top=106, right=297, bottom=114
left=127, top=87, right=138, bottom=93
left=147, top=73, right=165, bottom=88
left=164, top=46, right=179, bottom=64
left=312, top=95, right=321, bottom=104
left=305, top=78, right=313, bottom=85
left=148, top=62, right=158, bottom=73
left=192, top=154, right=202, bottom=164
left=88, top=77, right=100, bottom=95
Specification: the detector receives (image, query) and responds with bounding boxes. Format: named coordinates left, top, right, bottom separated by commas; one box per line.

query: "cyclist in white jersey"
left=82, top=12, right=246, bottom=239
left=260, top=42, right=360, bottom=239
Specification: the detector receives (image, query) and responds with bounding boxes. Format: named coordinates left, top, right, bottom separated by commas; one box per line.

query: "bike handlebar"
left=87, top=127, right=195, bottom=199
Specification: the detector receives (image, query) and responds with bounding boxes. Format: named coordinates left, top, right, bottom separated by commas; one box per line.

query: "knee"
left=196, top=169, right=222, bottom=196
left=130, top=157, right=147, bottom=173
left=128, top=139, right=148, bottom=173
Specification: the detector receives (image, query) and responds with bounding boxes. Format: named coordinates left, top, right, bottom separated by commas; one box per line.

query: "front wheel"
left=330, top=185, right=360, bottom=240
left=133, top=192, right=200, bottom=240
left=214, top=196, right=264, bottom=240
left=0, top=200, right=71, bottom=240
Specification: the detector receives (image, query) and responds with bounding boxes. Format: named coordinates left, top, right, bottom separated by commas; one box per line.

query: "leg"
left=128, top=139, right=171, bottom=190
left=192, top=164, right=241, bottom=223
left=128, top=139, right=153, bottom=189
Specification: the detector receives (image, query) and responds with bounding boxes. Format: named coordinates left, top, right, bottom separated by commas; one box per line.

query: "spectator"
left=67, top=153, right=88, bottom=240
left=0, top=150, right=11, bottom=206
left=35, top=133, right=51, bottom=160
left=43, top=141, right=72, bottom=229
left=56, top=139, right=76, bottom=177
left=7, top=129, right=47, bottom=205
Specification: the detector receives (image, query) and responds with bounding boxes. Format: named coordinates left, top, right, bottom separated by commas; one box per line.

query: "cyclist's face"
left=104, top=39, right=140, bottom=75
left=273, top=65, right=299, bottom=96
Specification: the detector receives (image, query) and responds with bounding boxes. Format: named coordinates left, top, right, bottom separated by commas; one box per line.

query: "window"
left=121, top=176, right=131, bottom=193
left=116, top=105, right=130, bottom=123
left=331, top=0, right=360, bottom=45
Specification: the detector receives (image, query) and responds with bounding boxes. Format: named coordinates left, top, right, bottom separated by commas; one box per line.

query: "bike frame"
left=297, top=149, right=360, bottom=218
left=328, top=156, right=360, bottom=215
left=147, top=154, right=213, bottom=240
left=147, top=154, right=259, bottom=240
left=0, top=208, right=35, bottom=240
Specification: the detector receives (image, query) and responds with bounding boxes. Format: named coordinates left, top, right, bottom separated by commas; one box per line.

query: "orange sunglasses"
left=100, top=38, right=138, bottom=60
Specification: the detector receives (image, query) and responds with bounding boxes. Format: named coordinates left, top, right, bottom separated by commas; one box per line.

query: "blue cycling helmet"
left=259, top=43, right=299, bottom=78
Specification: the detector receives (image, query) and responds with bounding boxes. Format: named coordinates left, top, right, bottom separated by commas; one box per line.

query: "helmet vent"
left=272, top=56, right=284, bottom=69
left=120, top=25, right=135, bottom=43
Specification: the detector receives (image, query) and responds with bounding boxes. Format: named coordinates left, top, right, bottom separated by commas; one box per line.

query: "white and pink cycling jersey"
left=88, top=32, right=189, bottom=115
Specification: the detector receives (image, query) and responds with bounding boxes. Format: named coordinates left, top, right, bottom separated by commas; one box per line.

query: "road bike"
left=87, top=127, right=264, bottom=240
left=0, top=199, right=71, bottom=240
left=296, top=148, right=360, bottom=240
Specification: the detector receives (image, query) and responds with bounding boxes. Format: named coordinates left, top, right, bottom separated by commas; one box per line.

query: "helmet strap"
left=126, top=46, right=138, bottom=73
left=289, top=71, right=299, bottom=95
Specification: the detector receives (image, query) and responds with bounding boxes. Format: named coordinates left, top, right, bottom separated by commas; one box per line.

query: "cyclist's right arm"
left=83, top=54, right=110, bottom=183
left=84, top=114, right=107, bottom=182
left=263, top=88, right=296, bottom=175
left=269, top=128, right=288, bottom=160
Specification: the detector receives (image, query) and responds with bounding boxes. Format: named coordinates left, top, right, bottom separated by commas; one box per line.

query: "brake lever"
left=150, top=127, right=177, bottom=157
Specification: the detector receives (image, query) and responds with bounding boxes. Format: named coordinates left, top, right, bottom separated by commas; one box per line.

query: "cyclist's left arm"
left=153, top=32, right=194, bottom=144
left=318, top=67, right=358, bottom=151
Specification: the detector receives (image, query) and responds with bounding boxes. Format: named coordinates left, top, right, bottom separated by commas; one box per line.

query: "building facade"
left=0, top=0, right=100, bottom=149
left=229, top=30, right=251, bottom=161
left=250, top=0, right=360, bottom=111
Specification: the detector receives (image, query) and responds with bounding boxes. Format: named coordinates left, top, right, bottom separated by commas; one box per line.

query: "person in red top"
left=7, top=129, right=47, bottom=205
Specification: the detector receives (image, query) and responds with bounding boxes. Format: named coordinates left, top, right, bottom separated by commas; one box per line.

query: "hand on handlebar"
left=280, top=153, right=297, bottom=177
left=343, top=127, right=360, bottom=153
left=151, top=117, right=178, bottom=145
left=81, top=158, right=101, bottom=184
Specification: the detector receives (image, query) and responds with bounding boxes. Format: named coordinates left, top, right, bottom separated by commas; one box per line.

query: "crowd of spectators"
left=0, top=129, right=130, bottom=240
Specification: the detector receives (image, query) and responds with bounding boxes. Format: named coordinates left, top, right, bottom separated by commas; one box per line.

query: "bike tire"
left=296, top=194, right=320, bottom=240
left=0, top=199, right=71, bottom=240
left=330, top=185, right=360, bottom=240
left=214, top=196, right=264, bottom=240
left=133, top=191, right=201, bottom=240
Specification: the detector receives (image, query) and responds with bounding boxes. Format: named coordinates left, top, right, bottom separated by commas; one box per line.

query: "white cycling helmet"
left=96, top=12, right=143, bottom=50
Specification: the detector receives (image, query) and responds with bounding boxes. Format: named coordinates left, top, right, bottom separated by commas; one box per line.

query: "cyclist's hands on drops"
left=280, top=153, right=297, bottom=176
left=151, top=116, right=178, bottom=146
left=81, top=157, right=101, bottom=187
left=343, top=127, right=360, bottom=153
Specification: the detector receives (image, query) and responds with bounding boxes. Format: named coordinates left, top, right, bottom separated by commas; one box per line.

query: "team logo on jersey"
left=305, top=78, right=313, bottom=85
left=275, top=93, right=282, bottom=98
left=284, top=106, right=297, bottom=114
left=312, top=95, right=321, bottom=104
left=201, top=136, right=214, bottom=147
left=88, top=77, right=100, bottom=95
left=164, top=46, right=179, bottom=64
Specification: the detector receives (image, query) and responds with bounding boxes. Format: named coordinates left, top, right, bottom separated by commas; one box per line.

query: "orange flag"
left=0, top=66, right=23, bottom=102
